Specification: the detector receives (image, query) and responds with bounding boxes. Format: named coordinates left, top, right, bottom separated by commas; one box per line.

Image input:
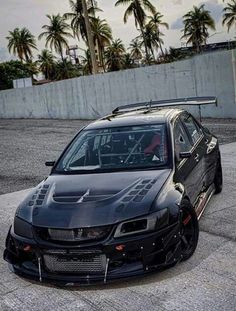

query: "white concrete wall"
left=0, top=49, right=236, bottom=119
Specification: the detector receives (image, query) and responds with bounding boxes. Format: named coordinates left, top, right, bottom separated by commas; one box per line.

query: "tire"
left=180, top=200, right=199, bottom=261
left=214, top=158, right=223, bottom=194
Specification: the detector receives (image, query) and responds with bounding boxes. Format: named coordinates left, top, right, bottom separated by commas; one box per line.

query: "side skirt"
left=194, top=184, right=215, bottom=220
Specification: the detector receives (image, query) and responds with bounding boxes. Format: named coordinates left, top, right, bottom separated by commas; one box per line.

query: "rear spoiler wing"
left=112, top=96, right=217, bottom=122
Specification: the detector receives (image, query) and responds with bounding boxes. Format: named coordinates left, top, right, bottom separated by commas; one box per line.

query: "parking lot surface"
left=0, top=118, right=235, bottom=310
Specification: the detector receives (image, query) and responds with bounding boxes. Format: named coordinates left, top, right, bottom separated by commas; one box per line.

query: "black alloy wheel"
left=180, top=200, right=199, bottom=261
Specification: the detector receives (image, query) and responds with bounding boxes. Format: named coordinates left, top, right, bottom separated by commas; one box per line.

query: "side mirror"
left=179, top=151, right=191, bottom=159
left=45, top=161, right=55, bottom=167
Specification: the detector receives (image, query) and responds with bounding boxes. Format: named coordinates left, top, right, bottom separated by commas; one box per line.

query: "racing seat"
left=144, top=133, right=161, bottom=155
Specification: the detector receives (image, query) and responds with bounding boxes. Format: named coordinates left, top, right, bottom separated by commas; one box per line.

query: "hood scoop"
left=53, top=189, right=120, bottom=203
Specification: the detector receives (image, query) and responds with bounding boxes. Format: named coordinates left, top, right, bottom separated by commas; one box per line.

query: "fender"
left=151, top=171, right=187, bottom=225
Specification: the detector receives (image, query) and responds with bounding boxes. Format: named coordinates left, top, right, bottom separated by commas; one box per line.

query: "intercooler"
left=43, top=249, right=107, bottom=274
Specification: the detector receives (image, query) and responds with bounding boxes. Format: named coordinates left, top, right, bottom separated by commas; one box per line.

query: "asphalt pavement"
left=0, top=142, right=235, bottom=310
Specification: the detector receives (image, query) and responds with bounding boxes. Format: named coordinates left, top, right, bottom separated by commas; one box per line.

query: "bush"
left=0, top=60, right=37, bottom=90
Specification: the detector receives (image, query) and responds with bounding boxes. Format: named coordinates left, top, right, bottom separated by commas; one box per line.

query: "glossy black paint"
left=4, top=108, right=220, bottom=285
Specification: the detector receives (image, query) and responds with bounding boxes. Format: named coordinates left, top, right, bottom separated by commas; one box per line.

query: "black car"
left=4, top=97, right=222, bottom=286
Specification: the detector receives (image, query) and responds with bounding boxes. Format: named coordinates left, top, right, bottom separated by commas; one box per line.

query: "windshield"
left=56, top=124, right=169, bottom=173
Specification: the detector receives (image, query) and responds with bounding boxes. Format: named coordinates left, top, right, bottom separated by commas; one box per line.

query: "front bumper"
left=4, top=222, right=182, bottom=286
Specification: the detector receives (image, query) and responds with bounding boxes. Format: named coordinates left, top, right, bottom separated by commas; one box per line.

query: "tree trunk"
left=160, top=43, right=164, bottom=57
left=139, top=26, right=150, bottom=64
left=150, top=46, right=155, bottom=60
left=25, top=52, right=29, bottom=63
left=46, top=68, right=49, bottom=80
left=100, top=45, right=106, bottom=72
left=59, top=43, right=69, bottom=78
left=59, top=44, right=64, bottom=62
left=82, top=0, right=98, bottom=74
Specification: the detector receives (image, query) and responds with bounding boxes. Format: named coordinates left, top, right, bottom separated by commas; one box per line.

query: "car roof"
left=85, top=108, right=183, bottom=130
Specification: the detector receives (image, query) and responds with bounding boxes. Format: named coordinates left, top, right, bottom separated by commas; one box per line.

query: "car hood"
left=18, top=170, right=171, bottom=228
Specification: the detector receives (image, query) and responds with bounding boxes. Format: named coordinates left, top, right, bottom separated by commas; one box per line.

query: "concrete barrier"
left=0, top=49, right=236, bottom=119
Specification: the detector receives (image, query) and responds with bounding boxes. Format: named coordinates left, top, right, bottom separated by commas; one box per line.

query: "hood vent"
left=53, top=190, right=119, bottom=203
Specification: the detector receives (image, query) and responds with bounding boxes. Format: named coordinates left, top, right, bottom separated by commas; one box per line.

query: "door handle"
left=194, top=153, right=200, bottom=162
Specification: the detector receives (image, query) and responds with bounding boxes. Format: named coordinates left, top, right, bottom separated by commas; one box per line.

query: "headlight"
left=114, top=208, right=169, bottom=238
left=13, top=217, right=33, bottom=239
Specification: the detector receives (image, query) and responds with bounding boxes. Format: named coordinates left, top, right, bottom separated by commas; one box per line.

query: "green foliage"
left=6, top=27, right=37, bottom=62
left=115, top=0, right=156, bottom=60
left=37, top=49, right=56, bottom=80
left=137, top=23, right=163, bottom=60
left=223, top=0, right=236, bottom=32
left=147, top=12, right=168, bottom=56
left=79, top=49, right=92, bottom=75
left=64, top=0, right=101, bottom=42
left=38, top=14, right=73, bottom=61
left=105, top=39, right=126, bottom=71
left=182, top=4, right=215, bottom=53
left=3, top=0, right=235, bottom=81
left=122, top=53, right=136, bottom=69
left=129, top=39, right=143, bottom=61
left=0, top=60, right=37, bottom=90
left=54, top=60, right=81, bottom=80
left=91, top=17, right=113, bottom=70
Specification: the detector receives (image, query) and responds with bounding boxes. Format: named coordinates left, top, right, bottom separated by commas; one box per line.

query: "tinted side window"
left=181, top=114, right=202, bottom=144
left=174, top=119, right=192, bottom=163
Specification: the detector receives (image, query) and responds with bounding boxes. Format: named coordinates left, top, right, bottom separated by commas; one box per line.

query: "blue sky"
left=0, top=0, right=234, bottom=61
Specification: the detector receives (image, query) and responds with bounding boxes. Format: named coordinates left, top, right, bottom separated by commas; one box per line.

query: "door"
left=173, top=114, right=204, bottom=203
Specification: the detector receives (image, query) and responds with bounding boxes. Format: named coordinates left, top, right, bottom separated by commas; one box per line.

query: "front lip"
left=4, top=220, right=182, bottom=286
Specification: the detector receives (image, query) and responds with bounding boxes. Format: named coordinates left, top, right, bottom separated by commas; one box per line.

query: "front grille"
left=34, top=225, right=112, bottom=243
left=43, top=249, right=106, bottom=274
left=48, top=229, right=75, bottom=241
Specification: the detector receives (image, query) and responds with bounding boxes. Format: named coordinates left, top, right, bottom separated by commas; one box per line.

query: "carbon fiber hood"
left=18, top=170, right=171, bottom=228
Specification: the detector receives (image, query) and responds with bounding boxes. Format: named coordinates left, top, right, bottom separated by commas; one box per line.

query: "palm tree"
left=64, top=0, right=101, bottom=42
left=38, top=14, right=72, bottom=62
left=182, top=5, right=215, bottom=53
left=148, top=12, right=169, bottom=55
left=138, top=23, right=161, bottom=60
left=25, top=60, right=39, bottom=75
left=115, top=0, right=156, bottom=60
left=123, top=53, right=135, bottom=69
left=129, top=38, right=143, bottom=62
left=142, top=54, right=155, bottom=65
left=91, top=17, right=112, bottom=70
left=81, top=0, right=98, bottom=74
left=223, top=0, right=236, bottom=32
left=105, top=39, right=125, bottom=71
left=6, top=27, right=37, bottom=62
left=55, top=60, right=80, bottom=80
left=79, top=48, right=92, bottom=75
left=37, top=49, right=56, bottom=80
